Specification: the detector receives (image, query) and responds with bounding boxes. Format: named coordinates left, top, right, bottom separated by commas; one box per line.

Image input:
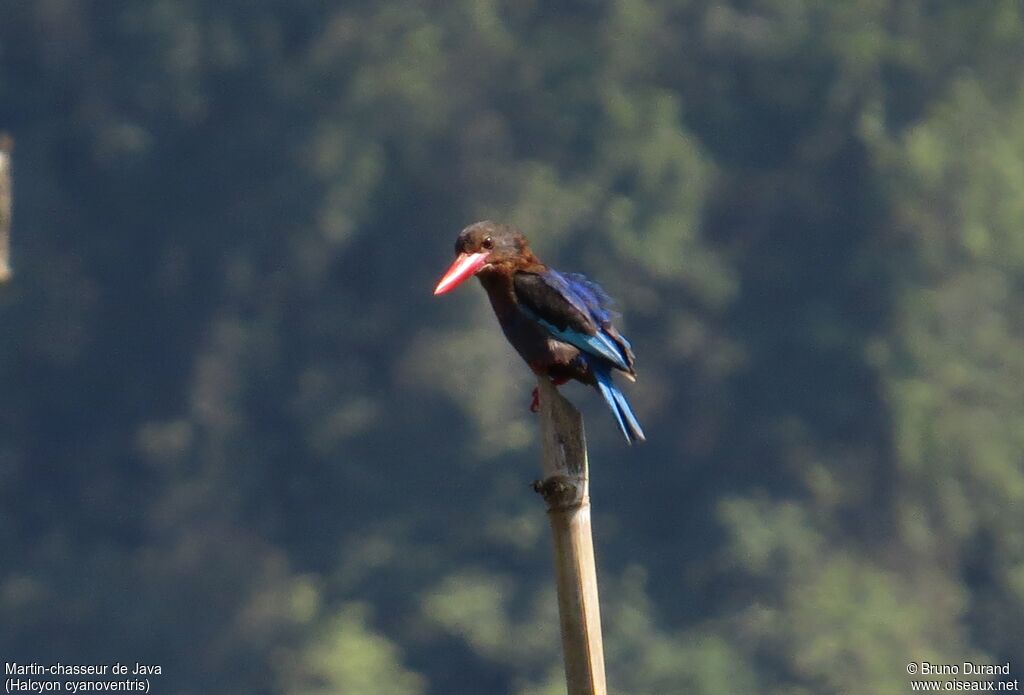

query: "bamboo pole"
left=0, top=133, right=12, bottom=284
left=533, top=377, right=607, bottom=695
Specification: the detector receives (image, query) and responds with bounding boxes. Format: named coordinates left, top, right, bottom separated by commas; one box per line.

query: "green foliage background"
left=1, top=1, right=1022, bottom=693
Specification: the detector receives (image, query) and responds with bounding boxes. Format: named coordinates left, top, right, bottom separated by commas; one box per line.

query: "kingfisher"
left=433, top=221, right=645, bottom=444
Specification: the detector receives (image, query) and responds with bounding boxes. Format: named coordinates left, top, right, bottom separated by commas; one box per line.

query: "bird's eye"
left=482, top=237, right=494, bottom=250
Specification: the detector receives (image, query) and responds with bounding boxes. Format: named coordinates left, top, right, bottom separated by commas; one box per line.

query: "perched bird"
left=433, top=221, right=645, bottom=444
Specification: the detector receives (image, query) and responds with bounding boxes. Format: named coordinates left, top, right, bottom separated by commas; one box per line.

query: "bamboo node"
left=532, top=475, right=584, bottom=511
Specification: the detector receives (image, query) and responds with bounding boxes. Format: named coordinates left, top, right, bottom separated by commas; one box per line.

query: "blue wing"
left=513, top=270, right=634, bottom=374
left=513, top=269, right=644, bottom=443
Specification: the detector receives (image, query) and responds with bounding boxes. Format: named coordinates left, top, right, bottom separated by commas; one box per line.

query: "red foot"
left=529, top=377, right=569, bottom=413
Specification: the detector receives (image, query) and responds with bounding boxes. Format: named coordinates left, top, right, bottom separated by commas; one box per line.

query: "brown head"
left=433, top=221, right=537, bottom=295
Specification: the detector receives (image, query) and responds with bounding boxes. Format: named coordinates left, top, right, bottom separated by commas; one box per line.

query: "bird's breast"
left=500, top=308, right=582, bottom=373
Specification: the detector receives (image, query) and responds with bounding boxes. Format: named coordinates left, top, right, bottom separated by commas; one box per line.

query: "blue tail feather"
left=593, top=364, right=646, bottom=445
